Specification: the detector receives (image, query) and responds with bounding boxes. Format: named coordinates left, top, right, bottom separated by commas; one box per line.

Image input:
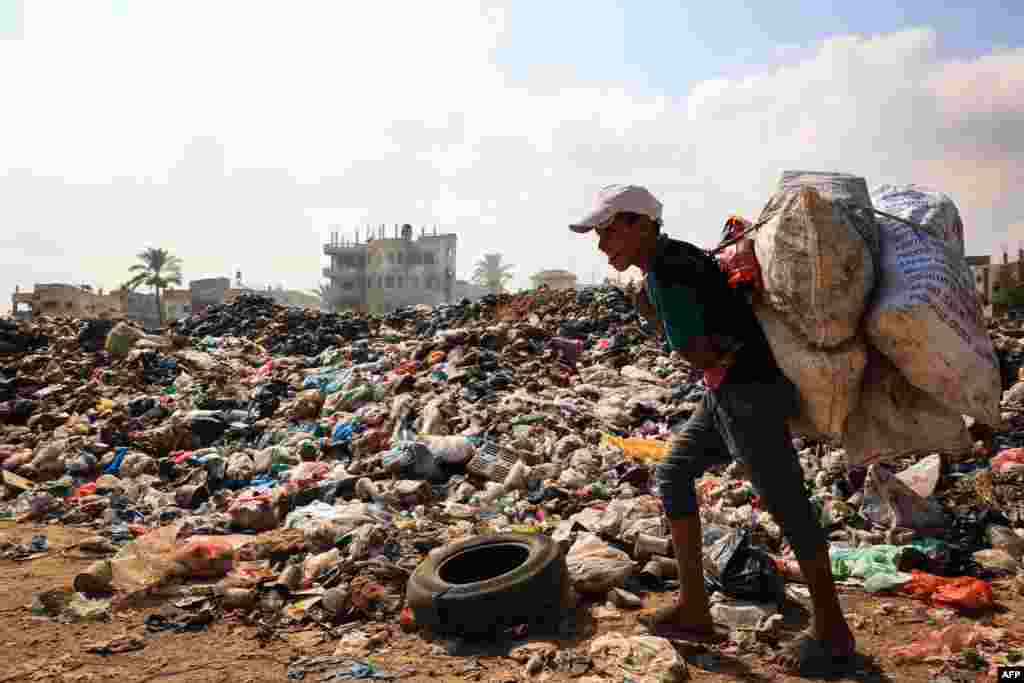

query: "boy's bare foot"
left=777, top=627, right=857, bottom=677
left=639, top=603, right=721, bottom=639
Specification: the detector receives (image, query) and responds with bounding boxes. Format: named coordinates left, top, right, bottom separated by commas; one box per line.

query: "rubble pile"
left=4, top=291, right=1024, bottom=679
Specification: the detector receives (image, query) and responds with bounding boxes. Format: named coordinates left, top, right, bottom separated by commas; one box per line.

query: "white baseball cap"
left=569, top=184, right=663, bottom=234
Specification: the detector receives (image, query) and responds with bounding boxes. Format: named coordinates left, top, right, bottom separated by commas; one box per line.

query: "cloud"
left=0, top=9, right=1021, bottom=312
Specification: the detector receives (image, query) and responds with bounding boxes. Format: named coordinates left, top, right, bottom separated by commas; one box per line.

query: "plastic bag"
left=992, top=448, right=1024, bottom=474
left=716, top=215, right=763, bottom=290
left=895, top=453, right=942, bottom=498
left=987, top=524, right=1024, bottom=561
left=419, top=435, right=476, bottom=465
left=381, top=442, right=445, bottom=483
left=829, top=545, right=926, bottom=582
left=588, top=634, right=686, bottom=683
left=565, top=533, right=635, bottom=594
left=889, top=624, right=1006, bottom=663
left=972, top=549, right=1020, bottom=574
left=600, top=434, right=670, bottom=463
left=170, top=535, right=246, bottom=579
left=105, top=322, right=146, bottom=357
left=110, top=524, right=248, bottom=592
left=702, top=528, right=784, bottom=604
left=228, top=493, right=278, bottom=531
left=902, top=570, right=993, bottom=611
left=860, top=463, right=946, bottom=532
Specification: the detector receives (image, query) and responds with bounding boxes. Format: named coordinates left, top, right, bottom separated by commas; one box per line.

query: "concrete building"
left=968, top=249, right=1024, bottom=317
left=121, top=289, right=192, bottom=330
left=12, top=284, right=122, bottom=321
left=190, top=277, right=232, bottom=314
left=530, top=269, right=578, bottom=291
left=12, top=281, right=215, bottom=329
left=323, top=224, right=457, bottom=314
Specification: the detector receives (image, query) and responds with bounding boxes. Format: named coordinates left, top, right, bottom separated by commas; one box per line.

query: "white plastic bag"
left=754, top=172, right=879, bottom=348
left=565, top=533, right=635, bottom=594
left=589, top=634, right=687, bottom=683
left=865, top=184, right=1000, bottom=425
left=418, top=435, right=476, bottom=465
left=860, top=463, right=947, bottom=532
left=895, top=453, right=942, bottom=498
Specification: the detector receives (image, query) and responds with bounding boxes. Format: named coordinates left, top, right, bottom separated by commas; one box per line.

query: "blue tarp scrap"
left=319, top=419, right=365, bottom=449
left=103, top=447, right=128, bottom=475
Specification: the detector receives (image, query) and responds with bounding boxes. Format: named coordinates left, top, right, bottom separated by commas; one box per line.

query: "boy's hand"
left=634, top=288, right=657, bottom=323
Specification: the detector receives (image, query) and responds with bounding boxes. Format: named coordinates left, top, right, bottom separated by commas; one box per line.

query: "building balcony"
left=324, top=243, right=368, bottom=256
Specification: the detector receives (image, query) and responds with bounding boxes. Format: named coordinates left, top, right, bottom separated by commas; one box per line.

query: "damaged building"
left=323, top=224, right=461, bottom=314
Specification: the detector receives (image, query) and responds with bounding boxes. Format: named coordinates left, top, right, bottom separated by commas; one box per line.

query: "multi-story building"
left=967, top=250, right=1024, bottom=317
left=323, top=224, right=458, bottom=314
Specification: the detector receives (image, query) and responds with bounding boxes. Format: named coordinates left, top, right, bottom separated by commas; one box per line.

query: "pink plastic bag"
left=889, top=624, right=1005, bottom=662
left=992, top=448, right=1024, bottom=474
left=170, top=536, right=248, bottom=578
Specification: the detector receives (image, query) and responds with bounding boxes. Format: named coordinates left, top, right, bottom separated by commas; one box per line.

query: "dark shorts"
left=655, top=373, right=826, bottom=558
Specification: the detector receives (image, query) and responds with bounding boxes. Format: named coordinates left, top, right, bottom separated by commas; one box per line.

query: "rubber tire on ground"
left=405, top=533, right=567, bottom=637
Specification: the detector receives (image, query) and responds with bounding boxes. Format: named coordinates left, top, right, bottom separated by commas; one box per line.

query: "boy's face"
left=595, top=214, right=652, bottom=272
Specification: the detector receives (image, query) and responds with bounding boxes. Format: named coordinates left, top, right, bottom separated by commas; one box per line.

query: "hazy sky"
left=1, top=0, right=1022, bottom=311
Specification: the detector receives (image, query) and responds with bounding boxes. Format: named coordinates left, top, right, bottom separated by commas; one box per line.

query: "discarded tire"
left=405, top=533, right=567, bottom=637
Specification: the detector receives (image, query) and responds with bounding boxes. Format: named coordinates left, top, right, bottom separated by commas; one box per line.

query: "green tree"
left=122, top=247, right=184, bottom=327
left=471, top=253, right=515, bottom=294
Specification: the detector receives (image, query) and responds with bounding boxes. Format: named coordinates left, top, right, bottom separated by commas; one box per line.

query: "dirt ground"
left=1, top=522, right=1018, bottom=683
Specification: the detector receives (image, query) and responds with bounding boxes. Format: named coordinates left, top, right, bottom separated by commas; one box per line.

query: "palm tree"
left=471, top=253, right=515, bottom=294
left=123, top=248, right=184, bottom=327
left=312, top=282, right=338, bottom=311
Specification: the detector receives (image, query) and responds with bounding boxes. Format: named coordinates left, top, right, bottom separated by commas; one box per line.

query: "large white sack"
left=871, top=183, right=965, bottom=255
left=843, top=349, right=971, bottom=468
left=754, top=172, right=879, bottom=348
left=753, top=298, right=867, bottom=440
left=865, top=184, right=1000, bottom=425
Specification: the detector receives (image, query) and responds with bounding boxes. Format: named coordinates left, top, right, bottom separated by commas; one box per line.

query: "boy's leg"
left=716, top=379, right=855, bottom=667
left=646, top=395, right=730, bottom=633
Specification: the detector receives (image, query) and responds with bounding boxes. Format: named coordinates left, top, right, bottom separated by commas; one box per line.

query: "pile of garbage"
left=1, top=193, right=1023, bottom=678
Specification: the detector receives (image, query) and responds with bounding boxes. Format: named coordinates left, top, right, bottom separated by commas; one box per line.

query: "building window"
left=408, top=252, right=420, bottom=265
left=424, top=252, right=435, bottom=265
left=388, top=253, right=396, bottom=264
left=397, top=252, right=404, bottom=265
left=342, top=281, right=355, bottom=291
left=385, top=275, right=395, bottom=288
left=397, top=276, right=405, bottom=289
left=427, top=276, right=438, bottom=290
left=410, top=276, right=419, bottom=289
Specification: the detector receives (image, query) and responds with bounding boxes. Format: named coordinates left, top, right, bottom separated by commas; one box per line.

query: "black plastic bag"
left=702, top=527, right=784, bottom=604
